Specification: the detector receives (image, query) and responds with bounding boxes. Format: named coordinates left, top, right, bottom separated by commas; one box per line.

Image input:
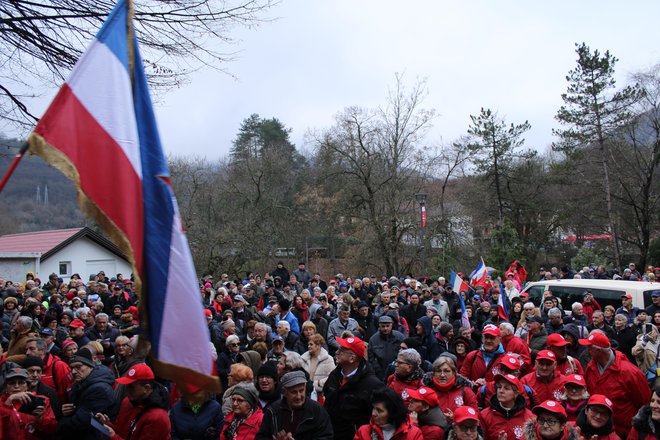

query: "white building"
left=0, top=227, right=131, bottom=283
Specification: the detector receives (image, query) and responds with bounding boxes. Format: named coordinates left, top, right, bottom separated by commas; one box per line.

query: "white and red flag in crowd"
left=28, top=0, right=219, bottom=392
left=451, top=271, right=471, bottom=329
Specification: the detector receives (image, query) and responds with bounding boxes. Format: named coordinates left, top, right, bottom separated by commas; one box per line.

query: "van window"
left=526, top=286, right=546, bottom=307
left=549, top=286, right=626, bottom=311
left=644, top=290, right=660, bottom=308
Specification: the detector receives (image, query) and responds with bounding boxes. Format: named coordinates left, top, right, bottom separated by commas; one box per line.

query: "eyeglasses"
left=394, top=360, right=412, bottom=366
left=457, top=424, right=479, bottom=432
left=587, top=407, right=610, bottom=418
left=230, top=343, right=240, bottom=347
left=537, top=418, right=560, bottom=427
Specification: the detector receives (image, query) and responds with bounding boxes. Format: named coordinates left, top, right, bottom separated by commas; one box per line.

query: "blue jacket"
left=171, top=398, right=223, bottom=440
left=275, top=310, right=300, bottom=335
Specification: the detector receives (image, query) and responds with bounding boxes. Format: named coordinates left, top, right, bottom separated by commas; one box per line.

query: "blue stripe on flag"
left=133, top=35, right=174, bottom=355
left=95, top=0, right=130, bottom=71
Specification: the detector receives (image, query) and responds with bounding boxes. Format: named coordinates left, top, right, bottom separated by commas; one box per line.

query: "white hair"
left=500, top=322, right=515, bottom=334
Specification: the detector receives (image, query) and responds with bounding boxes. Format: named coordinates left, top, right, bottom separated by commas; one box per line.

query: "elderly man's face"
left=379, top=322, right=393, bottom=336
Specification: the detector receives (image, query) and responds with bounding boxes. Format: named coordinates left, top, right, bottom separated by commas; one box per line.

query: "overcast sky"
left=23, top=1, right=660, bottom=161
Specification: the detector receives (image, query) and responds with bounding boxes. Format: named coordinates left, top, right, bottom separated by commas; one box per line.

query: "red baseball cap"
left=546, top=334, right=569, bottom=347
left=536, top=350, right=557, bottom=362
left=533, top=400, right=567, bottom=420
left=68, top=318, right=86, bottom=328
left=564, top=374, right=586, bottom=387
left=336, top=336, right=366, bottom=358
left=482, top=324, right=501, bottom=337
left=621, top=293, right=632, bottom=299
left=587, top=394, right=614, bottom=412
left=494, top=373, right=523, bottom=393
left=116, top=363, right=155, bottom=385
left=407, top=387, right=440, bottom=407
left=578, top=332, right=611, bottom=348
left=203, top=309, right=212, bottom=317
left=497, top=354, right=522, bottom=370
left=453, top=406, right=480, bottom=424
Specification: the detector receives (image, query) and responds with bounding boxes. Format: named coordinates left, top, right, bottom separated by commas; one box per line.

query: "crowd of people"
left=1, top=260, right=660, bottom=440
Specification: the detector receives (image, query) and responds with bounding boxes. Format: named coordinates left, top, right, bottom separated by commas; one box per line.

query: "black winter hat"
left=257, top=361, right=278, bottom=382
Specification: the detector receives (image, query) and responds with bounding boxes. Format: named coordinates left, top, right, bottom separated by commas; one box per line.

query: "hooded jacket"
left=220, top=407, right=264, bottom=440
left=584, top=349, right=650, bottom=438
left=416, top=405, right=448, bottom=439
left=422, top=371, right=478, bottom=411
left=353, top=417, right=424, bottom=440
left=630, top=405, right=660, bottom=440
left=523, top=417, right=579, bottom=440
left=110, top=382, right=171, bottom=440
left=480, top=394, right=535, bottom=440
left=301, top=347, right=335, bottom=393
left=417, top=316, right=444, bottom=362
left=58, top=365, right=119, bottom=439
left=170, top=396, right=223, bottom=440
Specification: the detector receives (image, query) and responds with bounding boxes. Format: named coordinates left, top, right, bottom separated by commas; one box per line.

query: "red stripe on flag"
left=35, top=84, right=144, bottom=270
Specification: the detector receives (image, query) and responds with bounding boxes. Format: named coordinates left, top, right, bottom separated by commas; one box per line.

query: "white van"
left=520, top=279, right=660, bottom=311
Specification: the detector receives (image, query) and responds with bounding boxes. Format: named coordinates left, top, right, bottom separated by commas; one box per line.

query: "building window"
left=59, top=261, right=71, bottom=276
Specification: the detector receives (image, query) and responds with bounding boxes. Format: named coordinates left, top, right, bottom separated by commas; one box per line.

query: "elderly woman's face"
left=433, top=362, right=454, bottom=384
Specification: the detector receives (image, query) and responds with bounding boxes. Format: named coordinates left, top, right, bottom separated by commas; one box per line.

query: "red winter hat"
left=533, top=400, right=567, bottom=420
left=578, top=332, right=611, bottom=349
left=453, top=406, right=480, bottom=424
left=482, top=324, right=501, bottom=337
left=587, top=394, right=614, bottom=412
left=116, top=363, right=154, bottom=385
left=546, top=333, right=569, bottom=347
left=203, top=309, right=212, bottom=318
left=336, top=336, right=366, bottom=358
left=564, top=374, right=586, bottom=387
left=536, top=350, right=557, bottom=362
left=68, top=318, right=86, bottom=328
left=62, top=340, right=77, bottom=351
left=406, top=387, right=439, bottom=407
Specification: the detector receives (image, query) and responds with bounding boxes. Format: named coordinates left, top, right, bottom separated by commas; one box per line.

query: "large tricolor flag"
left=497, top=288, right=509, bottom=321
left=28, top=0, right=218, bottom=391
left=451, top=271, right=471, bottom=329
left=469, top=257, right=488, bottom=289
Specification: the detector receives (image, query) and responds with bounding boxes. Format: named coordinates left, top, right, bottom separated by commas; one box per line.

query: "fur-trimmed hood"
left=522, top=418, right=579, bottom=440
left=447, top=427, right=484, bottom=440
left=632, top=405, right=657, bottom=435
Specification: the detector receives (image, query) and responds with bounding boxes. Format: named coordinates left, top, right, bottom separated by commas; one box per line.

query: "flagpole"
left=126, top=0, right=135, bottom=86
left=0, top=142, right=29, bottom=195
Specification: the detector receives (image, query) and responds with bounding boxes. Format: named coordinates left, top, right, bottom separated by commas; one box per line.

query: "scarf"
left=432, top=375, right=456, bottom=392
left=296, top=303, right=308, bottom=321
left=224, top=410, right=252, bottom=440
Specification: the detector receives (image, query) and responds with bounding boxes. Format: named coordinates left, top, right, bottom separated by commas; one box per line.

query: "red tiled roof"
left=0, top=228, right=83, bottom=253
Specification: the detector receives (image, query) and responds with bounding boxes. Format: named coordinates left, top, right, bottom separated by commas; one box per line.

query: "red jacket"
left=0, top=393, right=57, bottom=440
left=41, top=353, right=73, bottom=404
left=480, top=395, right=535, bottom=440
left=423, top=375, right=478, bottom=412
left=110, top=395, right=171, bottom=440
left=220, top=408, right=264, bottom=440
left=520, top=370, right=566, bottom=404
left=556, top=356, right=584, bottom=376
left=460, top=349, right=506, bottom=383
left=353, top=418, right=424, bottom=440
left=501, top=335, right=532, bottom=374
left=387, top=373, right=423, bottom=406
left=585, top=350, right=651, bottom=439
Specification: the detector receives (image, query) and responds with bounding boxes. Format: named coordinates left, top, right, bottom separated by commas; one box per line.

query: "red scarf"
left=432, top=375, right=456, bottom=392
left=296, top=303, right=308, bottom=321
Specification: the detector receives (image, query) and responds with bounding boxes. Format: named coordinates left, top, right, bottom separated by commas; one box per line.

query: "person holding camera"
left=633, top=323, right=660, bottom=388
left=0, top=367, right=57, bottom=439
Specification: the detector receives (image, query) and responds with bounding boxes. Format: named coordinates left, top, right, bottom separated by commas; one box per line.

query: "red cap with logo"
left=497, top=354, right=522, bottom=370
left=116, top=363, right=155, bottom=385
left=494, top=373, right=524, bottom=394
left=406, top=386, right=440, bottom=407
left=533, top=400, right=567, bottom=419
left=336, top=336, right=366, bottom=358
left=587, top=394, right=614, bottom=412
left=536, top=350, right=557, bottom=362
left=68, top=318, right=86, bottom=328
left=564, top=374, right=586, bottom=387
left=578, top=332, right=611, bottom=348
left=546, top=333, right=569, bottom=347
left=454, top=406, right=480, bottom=424
left=482, top=324, right=501, bottom=337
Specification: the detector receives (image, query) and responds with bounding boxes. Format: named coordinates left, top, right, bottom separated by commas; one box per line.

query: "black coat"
left=256, top=397, right=333, bottom=440
left=322, top=360, right=385, bottom=440
left=58, top=365, right=119, bottom=439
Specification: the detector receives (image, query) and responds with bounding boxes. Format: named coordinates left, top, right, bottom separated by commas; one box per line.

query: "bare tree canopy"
left=0, top=0, right=276, bottom=128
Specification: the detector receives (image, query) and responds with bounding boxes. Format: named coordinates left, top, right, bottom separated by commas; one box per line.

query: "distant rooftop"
left=0, top=228, right=82, bottom=253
